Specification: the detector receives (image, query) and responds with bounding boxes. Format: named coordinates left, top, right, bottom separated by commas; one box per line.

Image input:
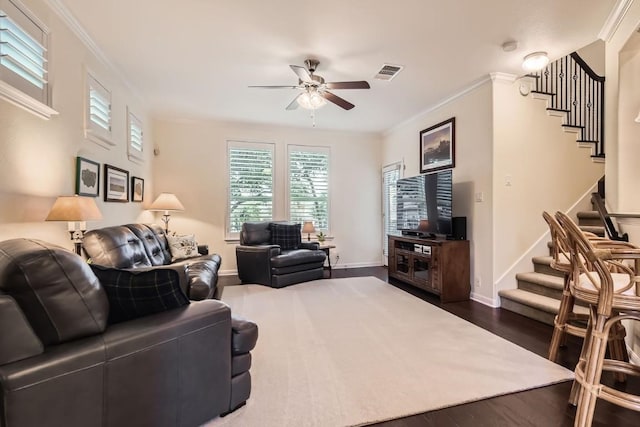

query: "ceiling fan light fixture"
left=522, top=51, right=549, bottom=72
left=297, top=89, right=326, bottom=110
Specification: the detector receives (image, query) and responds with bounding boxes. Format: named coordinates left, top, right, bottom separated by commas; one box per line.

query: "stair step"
left=547, top=108, right=569, bottom=117
left=516, top=272, right=565, bottom=300
left=532, top=256, right=564, bottom=277
left=577, top=211, right=603, bottom=227
left=579, top=225, right=605, bottom=236
left=499, top=289, right=589, bottom=326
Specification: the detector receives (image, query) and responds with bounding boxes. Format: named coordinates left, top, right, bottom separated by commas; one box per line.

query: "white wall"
left=603, top=1, right=640, bottom=362
left=381, top=80, right=494, bottom=304
left=492, top=76, right=604, bottom=296
left=151, top=118, right=382, bottom=274
left=0, top=0, right=154, bottom=251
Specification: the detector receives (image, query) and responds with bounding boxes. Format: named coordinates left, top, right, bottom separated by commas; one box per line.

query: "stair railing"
left=531, top=52, right=605, bottom=159
left=591, top=192, right=628, bottom=241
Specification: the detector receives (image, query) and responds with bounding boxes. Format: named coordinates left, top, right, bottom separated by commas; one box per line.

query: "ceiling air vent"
left=374, top=64, right=404, bottom=81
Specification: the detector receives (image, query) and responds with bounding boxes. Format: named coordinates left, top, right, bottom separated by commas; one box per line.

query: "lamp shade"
left=45, top=195, right=103, bottom=221
left=302, top=221, right=316, bottom=234
left=297, top=89, right=327, bottom=110
left=417, top=219, right=430, bottom=232
left=149, top=193, right=185, bottom=212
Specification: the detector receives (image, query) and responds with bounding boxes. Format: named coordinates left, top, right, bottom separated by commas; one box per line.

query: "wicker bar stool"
left=556, top=211, right=640, bottom=427
left=543, top=212, right=628, bottom=364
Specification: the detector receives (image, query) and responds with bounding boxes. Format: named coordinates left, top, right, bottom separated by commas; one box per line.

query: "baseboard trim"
left=333, top=261, right=383, bottom=270
left=470, top=292, right=499, bottom=308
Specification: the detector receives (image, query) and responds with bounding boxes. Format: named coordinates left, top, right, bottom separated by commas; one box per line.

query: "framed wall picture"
left=131, top=176, right=144, bottom=202
left=75, top=156, right=100, bottom=197
left=420, top=117, right=455, bottom=173
left=104, top=164, right=129, bottom=202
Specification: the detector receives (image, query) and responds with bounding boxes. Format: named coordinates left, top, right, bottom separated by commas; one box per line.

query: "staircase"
left=528, top=52, right=605, bottom=161
left=499, top=210, right=603, bottom=325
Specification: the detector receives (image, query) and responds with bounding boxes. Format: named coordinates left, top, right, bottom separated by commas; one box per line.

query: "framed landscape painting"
left=104, top=164, right=129, bottom=202
left=420, top=117, right=455, bottom=173
left=75, top=156, right=100, bottom=197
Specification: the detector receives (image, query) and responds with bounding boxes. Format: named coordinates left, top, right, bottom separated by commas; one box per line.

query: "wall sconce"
left=302, top=221, right=316, bottom=241
left=522, top=52, right=549, bottom=72
left=45, top=195, right=103, bottom=255
left=149, top=192, right=185, bottom=234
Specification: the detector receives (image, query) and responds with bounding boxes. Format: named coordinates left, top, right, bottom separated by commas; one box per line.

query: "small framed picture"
left=75, top=156, right=100, bottom=197
left=104, top=164, right=129, bottom=202
left=131, top=176, right=144, bottom=202
left=420, top=117, right=455, bottom=173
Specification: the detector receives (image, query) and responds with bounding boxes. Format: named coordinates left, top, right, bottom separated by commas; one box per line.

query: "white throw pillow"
left=167, top=233, right=200, bottom=261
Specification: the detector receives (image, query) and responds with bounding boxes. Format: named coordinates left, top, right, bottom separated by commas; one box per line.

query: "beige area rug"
left=207, top=277, right=573, bottom=427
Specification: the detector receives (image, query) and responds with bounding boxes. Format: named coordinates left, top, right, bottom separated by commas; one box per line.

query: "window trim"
left=286, top=144, right=331, bottom=234
left=127, top=106, right=143, bottom=162
left=382, top=161, right=402, bottom=261
left=226, top=140, right=276, bottom=239
left=84, top=70, right=114, bottom=147
left=0, top=0, right=57, bottom=119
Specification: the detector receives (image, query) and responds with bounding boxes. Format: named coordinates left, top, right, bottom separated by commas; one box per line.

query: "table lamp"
left=149, top=192, right=185, bottom=233
left=46, top=195, right=103, bottom=255
left=302, top=221, right=315, bottom=241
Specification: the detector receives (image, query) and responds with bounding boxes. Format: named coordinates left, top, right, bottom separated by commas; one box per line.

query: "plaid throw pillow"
left=91, top=265, right=189, bottom=324
left=270, top=223, right=301, bottom=250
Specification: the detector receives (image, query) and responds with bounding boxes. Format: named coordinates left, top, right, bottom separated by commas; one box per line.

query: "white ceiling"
left=58, top=0, right=616, bottom=133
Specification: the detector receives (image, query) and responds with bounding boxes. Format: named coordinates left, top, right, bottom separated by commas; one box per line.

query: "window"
left=85, top=72, right=113, bottom=146
left=382, top=162, right=401, bottom=259
left=227, top=141, right=274, bottom=235
left=127, top=107, right=143, bottom=161
left=288, top=146, right=329, bottom=232
left=0, top=0, right=55, bottom=118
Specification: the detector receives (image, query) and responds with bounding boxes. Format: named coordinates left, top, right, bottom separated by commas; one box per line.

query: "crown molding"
left=598, top=0, right=634, bottom=42
left=44, top=0, right=143, bottom=101
left=490, top=72, right=518, bottom=83
left=383, top=75, right=491, bottom=136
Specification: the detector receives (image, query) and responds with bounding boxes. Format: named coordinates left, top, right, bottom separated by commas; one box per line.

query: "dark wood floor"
left=327, top=266, right=640, bottom=427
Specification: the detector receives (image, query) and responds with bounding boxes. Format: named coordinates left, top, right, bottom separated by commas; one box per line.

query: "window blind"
left=228, top=144, right=274, bottom=233
left=0, top=1, right=48, bottom=104
left=289, top=147, right=329, bottom=231
left=128, top=109, right=143, bottom=160
left=382, top=163, right=401, bottom=257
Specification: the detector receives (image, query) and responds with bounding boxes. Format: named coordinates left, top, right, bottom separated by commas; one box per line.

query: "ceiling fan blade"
left=290, top=65, right=312, bottom=82
left=322, top=91, right=355, bottom=110
left=325, top=81, right=371, bottom=90
left=286, top=94, right=301, bottom=110
left=248, top=85, right=300, bottom=89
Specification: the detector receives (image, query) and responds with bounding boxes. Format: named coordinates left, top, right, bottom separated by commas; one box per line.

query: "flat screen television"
left=396, top=169, right=453, bottom=237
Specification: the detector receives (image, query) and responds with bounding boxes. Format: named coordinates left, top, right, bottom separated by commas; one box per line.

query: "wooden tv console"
left=388, top=234, right=470, bottom=302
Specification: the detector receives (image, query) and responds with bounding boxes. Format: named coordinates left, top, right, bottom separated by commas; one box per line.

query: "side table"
left=318, top=244, right=336, bottom=278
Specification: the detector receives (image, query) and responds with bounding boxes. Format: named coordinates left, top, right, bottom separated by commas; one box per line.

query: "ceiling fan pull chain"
left=310, top=110, right=316, bottom=128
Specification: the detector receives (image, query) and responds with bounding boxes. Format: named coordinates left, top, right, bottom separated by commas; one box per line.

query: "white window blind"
left=288, top=146, right=329, bottom=232
left=0, top=0, right=49, bottom=105
left=85, top=73, right=113, bottom=145
left=382, top=162, right=401, bottom=258
left=127, top=108, right=143, bottom=161
left=228, top=142, right=274, bottom=234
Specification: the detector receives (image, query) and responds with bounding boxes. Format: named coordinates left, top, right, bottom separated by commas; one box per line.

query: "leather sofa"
left=235, top=221, right=326, bottom=288
left=83, top=223, right=222, bottom=299
left=0, top=238, right=258, bottom=427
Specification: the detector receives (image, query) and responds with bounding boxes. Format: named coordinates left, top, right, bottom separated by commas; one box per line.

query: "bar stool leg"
left=549, top=276, right=573, bottom=361
left=574, top=315, right=608, bottom=427
left=570, top=306, right=595, bottom=406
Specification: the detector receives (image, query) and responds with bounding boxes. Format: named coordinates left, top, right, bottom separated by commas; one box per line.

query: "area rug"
left=207, top=277, right=573, bottom=427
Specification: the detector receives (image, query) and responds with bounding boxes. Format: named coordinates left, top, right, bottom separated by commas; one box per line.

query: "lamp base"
left=161, top=214, right=171, bottom=234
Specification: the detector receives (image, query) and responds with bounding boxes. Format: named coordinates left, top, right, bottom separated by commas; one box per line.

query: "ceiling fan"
left=249, top=59, right=370, bottom=111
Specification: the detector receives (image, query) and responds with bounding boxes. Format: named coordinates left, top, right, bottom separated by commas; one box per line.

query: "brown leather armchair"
left=0, top=238, right=257, bottom=427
